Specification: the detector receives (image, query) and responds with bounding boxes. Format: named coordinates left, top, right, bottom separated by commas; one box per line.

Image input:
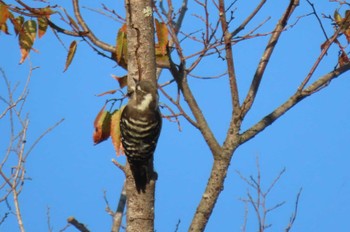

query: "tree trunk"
left=124, top=0, right=157, bottom=231
left=189, top=156, right=232, bottom=231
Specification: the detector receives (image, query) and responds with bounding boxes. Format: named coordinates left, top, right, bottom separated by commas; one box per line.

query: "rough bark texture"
left=188, top=155, right=233, bottom=232
left=125, top=0, right=156, bottom=231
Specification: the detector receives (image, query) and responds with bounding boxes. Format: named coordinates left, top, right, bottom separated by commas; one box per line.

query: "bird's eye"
left=136, top=85, right=147, bottom=93
left=127, top=89, right=134, bottom=97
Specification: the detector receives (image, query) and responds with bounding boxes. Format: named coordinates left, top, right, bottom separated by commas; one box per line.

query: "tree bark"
left=188, top=154, right=233, bottom=232
left=124, top=0, right=157, bottom=231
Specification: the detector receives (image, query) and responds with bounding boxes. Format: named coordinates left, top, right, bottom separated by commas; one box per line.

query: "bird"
left=120, top=79, right=162, bottom=192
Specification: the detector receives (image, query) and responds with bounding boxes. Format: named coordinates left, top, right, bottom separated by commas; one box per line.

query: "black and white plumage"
left=120, top=80, right=162, bottom=192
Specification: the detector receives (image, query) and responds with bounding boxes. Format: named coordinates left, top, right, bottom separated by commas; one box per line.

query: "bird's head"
left=127, top=80, right=159, bottom=111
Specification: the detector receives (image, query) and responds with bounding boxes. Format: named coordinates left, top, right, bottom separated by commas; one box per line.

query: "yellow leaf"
left=63, top=40, right=78, bottom=72
left=111, top=74, right=128, bottom=89
left=0, top=3, right=9, bottom=27
left=38, top=17, right=48, bottom=38
left=93, top=105, right=112, bottom=145
left=110, top=106, right=125, bottom=156
left=19, top=20, right=37, bottom=64
left=115, top=24, right=128, bottom=69
left=0, top=22, right=9, bottom=34
left=334, top=10, right=343, bottom=27
left=155, top=19, right=168, bottom=56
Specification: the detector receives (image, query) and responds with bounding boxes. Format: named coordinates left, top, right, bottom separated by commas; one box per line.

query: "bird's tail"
left=128, top=159, right=152, bottom=193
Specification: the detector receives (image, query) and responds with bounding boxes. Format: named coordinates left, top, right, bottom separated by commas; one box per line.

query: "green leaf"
left=115, top=24, right=128, bottom=69
left=19, top=20, right=37, bottom=64
left=38, top=17, right=48, bottom=38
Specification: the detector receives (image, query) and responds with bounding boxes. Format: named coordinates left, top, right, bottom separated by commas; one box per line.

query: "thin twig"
left=72, top=0, right=115, bottom=53
left=111, top=182, right=127, bottom=232
left=306, top=0, right=328, bottom=40
left=112, top=159, right=125, bottom=173
left=231, top=0, right=267, bottom=37
left=24, top=118, right=65, bottom=160
left=285, top=188, right=302, bottom=232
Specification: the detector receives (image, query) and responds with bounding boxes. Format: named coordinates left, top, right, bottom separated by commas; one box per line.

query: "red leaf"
left=93, top=105, right=112, bottom=144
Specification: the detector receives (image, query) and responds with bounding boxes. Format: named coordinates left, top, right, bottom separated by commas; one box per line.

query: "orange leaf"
left=93, top=105, right=112, bottom=145
left=63, top=40, right=78, bottom=72
left=115, top=24, right=128, bottom=69
left=110, top=106, right=125, bottom=156
left=19, top=20, right=37, bottom=64
left=344, top=29, right=350, bottom=43
left=111, top=74, right=128, bottom=89
left=155, top=19, right=168, bottom=56
left=338, top=51, right=349, bottom=67
left=0, top=3, right=10, bottom=27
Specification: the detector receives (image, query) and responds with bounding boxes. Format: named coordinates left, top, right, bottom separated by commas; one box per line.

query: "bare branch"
left=240, top=63, right=350, bottom=144
left=111, top=182, right=127, bottom=232
left=231, top=0, right=267, bottom=37
left=218, top=0, right=241, bottom=129
left=72, top=0, right=115, bottom=53
left=285, top=188, right=302, bottom=232
left=158, top=84, right=198, bottom=128
left=238, top=159, right=289, bottom=232
left=67, top=217, right=90, bottom=232
left=0, top=67, right=63, bottom=231
left=241, top=0, right=300, bottom=118
left=47, top=207, right=53, bottom=232
left=298, top=24, right=343, bottom=91
left=24, top=118, right=65, bottom=160
left=306, top=0, right=328, bottom=40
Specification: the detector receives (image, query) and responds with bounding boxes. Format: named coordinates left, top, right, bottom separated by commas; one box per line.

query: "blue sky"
left=1, top=0, right=350, bottom=231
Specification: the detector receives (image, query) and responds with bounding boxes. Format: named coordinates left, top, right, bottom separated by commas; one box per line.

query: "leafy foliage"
left=93, top=104, right=125, bottom=156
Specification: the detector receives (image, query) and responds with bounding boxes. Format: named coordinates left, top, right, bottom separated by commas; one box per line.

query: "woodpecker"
left=120, top=80, right=162, bottom=192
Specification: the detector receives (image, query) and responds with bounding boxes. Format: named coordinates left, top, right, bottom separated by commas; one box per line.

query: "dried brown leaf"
left=63, top=40, right=78, bottom=72
left=111, top=74, right=128, bottom=89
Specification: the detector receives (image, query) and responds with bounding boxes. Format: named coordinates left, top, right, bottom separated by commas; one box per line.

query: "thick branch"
left=72, top=0, right=115, bottom=53
left=170, top=65, right=221, bottom=157
left=67, top=217, right=90, bottom=232
left=240, top=63, right=350, bottom=144
left=189, top=156, right=233, bottom=231
left=219, top=0, right=241, bottom=128
left=241, top=0, right=300, bottom=118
